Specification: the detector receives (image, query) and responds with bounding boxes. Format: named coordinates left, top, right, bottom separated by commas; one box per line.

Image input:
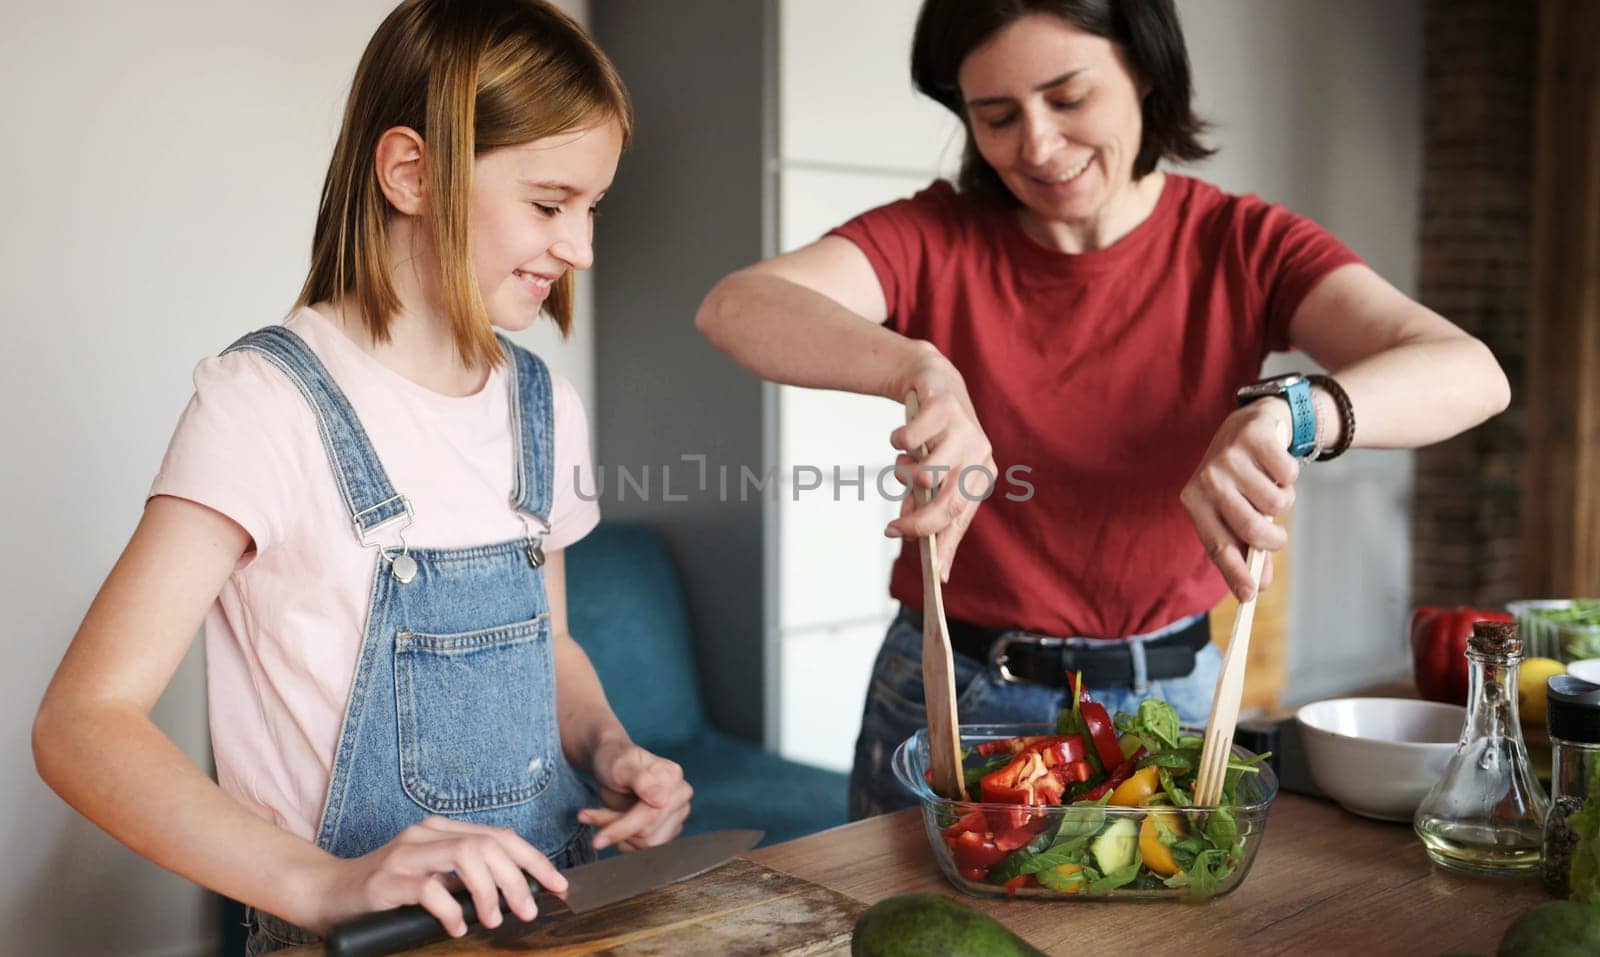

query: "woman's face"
left=958, top=13, right=1147, bottom=228
left=468, top=118, right=623, bottom=332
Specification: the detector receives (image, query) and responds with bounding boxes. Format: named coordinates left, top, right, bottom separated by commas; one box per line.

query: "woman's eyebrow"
left=965, top=68, right=1087, bottom=109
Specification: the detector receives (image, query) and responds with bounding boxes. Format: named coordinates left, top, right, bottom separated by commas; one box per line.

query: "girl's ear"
left=374, top=126, right=427, bottom=216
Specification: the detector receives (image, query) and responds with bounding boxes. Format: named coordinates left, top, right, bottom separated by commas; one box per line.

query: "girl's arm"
left=32, top=496, right=336, bottom=924
left=695, top=237, right=994, bottom=574
left=34, top=496, right=566, bottom=937
left=544, top=550, right=693, bottom=851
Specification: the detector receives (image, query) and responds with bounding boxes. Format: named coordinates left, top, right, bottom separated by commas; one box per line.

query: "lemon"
left=1519, top=657, right=1566, bottom=726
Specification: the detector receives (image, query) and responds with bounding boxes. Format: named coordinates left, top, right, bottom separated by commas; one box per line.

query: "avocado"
left=1498, top=901, right=1600, bottom=956
left=851, top=893, right=1045, bottom=957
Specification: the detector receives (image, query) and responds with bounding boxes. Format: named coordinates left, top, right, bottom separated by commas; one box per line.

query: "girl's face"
left=468, top=119, right=623, bottom=332
left=957, top=14, right=1147, bottom=230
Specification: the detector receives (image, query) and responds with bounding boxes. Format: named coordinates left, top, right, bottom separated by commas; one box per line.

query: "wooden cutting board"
left=278, top=859, right=866, bottom=956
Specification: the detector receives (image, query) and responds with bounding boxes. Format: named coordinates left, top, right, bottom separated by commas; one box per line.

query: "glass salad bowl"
left=892, top=723, right=1278, bottom=901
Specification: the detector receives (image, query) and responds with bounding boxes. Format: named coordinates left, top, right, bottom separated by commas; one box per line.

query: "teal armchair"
left=563, top=523, right=849, bottom=847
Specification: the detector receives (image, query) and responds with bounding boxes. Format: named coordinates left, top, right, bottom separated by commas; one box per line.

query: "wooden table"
left=749, top=796, right=1548, bottom=956
left=281, top=793, right=1548, bottom=955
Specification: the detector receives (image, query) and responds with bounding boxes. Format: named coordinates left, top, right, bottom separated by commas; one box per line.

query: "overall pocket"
left=395, top=614, right=557, bottom=813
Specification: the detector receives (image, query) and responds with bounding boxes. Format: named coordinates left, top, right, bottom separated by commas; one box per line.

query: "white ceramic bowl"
left=1295, top=697, right=1465, bottom=822
left=1567, top=659, right=1600, bottom=684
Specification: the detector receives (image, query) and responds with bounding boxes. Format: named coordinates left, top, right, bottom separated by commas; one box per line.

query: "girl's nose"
left=551, top=216, right=595, bottom=271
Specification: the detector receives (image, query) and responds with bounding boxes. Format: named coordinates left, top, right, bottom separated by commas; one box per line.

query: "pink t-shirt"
left=150, top=307, right=600, bottom=841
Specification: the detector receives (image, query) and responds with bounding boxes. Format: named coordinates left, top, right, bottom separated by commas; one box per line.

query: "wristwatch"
left=1237, top=373, right=1319, bottom=459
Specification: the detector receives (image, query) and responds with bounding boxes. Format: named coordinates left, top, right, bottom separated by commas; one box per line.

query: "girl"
left=32, top=2, right=692, bottom=953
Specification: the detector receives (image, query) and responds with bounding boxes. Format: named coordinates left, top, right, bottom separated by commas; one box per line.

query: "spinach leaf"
left=1137, top=700, right=1181, bottom=749
left=1086, top=862, right=1142, bottom=893
left=1020, top=836, right=1096, bottom=875
left=1205, top=808, right=1238, bottom=850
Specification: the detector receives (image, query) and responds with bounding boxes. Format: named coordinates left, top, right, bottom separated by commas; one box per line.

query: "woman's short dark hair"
left=911, top=0, right=1213, bottom=204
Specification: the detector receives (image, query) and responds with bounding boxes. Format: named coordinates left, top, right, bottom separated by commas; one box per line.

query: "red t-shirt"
left=829, top=175, right=1361, bottom=639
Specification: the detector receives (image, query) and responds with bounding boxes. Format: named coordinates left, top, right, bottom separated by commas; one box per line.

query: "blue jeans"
left=847, top=610, right=1223, bottom=820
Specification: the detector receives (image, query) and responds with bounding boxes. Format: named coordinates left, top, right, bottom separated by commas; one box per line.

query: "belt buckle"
left=988, top=632, right=1066, bottom=684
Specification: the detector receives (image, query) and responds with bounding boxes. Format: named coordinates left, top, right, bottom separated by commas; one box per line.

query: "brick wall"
left=1410, top=0, right=1536, bottom=607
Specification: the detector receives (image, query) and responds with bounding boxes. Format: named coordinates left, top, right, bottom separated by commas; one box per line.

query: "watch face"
left=1237, top=373, right=1306, bottom=401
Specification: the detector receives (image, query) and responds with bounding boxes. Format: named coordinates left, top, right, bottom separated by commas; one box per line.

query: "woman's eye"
left=981, top=114, right=1016, bottom=130
left=534, top=203, right=561, bottom=218
left=1052, top=98, right=1085, bottom=111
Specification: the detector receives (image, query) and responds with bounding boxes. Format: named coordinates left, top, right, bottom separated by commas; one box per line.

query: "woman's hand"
left=1180, top=399, right=1299, bottom=601
left=577, top=734, right=693, bottom=852
left=305, top=816, right=568, bottom=938
left=885, top=345, right=996, bottom=581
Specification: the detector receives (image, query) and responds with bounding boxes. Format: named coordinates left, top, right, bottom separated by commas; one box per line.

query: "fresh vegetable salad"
left=925, top=677, right=1273, bottom=899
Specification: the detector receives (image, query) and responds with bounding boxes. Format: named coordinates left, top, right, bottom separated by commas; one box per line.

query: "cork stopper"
left=1469, top=620, right=1521, bottom=656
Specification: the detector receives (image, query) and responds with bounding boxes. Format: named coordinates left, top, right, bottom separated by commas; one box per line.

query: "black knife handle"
left=325, top=888, right=540, bottom=957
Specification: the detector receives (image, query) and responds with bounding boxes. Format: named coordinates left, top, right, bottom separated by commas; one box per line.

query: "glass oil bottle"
left=1414, top=620, right=1549, bottom=875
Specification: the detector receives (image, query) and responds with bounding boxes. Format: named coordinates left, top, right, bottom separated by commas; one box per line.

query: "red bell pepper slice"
left=942, top=809, right=989, bottom=839
left=949, top=829, right=1009, bottom=871
left=1078, top=747, right=1147, bottom=802
left=1003, top=874, right=1036, bottom=896
left=1079, top=701, right=1125, bottom=771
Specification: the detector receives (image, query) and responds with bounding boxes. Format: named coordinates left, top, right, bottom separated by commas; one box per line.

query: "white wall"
left=772, top=0, right=1424, bottom=771
left=1, top=2, right=591, bottom=954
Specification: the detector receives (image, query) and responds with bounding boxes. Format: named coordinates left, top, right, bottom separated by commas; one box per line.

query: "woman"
left=695, top=0, right=1508, bottom=819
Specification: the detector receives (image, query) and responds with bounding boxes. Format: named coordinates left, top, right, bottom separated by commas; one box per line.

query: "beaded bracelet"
left=1308, top=373, right=1355, bottom=461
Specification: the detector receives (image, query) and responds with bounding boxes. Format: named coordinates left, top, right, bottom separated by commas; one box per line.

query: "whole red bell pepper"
left=1410, top=606, right=1514, bottom=704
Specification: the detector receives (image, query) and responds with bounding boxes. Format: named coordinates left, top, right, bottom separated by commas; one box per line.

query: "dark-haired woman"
left=695, top=0, right=1509, bottom=818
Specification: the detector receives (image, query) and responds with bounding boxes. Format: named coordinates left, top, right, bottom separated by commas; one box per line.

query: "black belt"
left=902, top=607, right=1212, bottom=688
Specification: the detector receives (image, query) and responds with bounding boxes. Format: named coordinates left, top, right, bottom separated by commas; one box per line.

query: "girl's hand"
left=578, top=735, right=692, bottom=852
left=1180, top=400, right=1298, bottom=601
left=885, top=346, right=996, bottom=581
left=306, top=816, right=567, bottom=938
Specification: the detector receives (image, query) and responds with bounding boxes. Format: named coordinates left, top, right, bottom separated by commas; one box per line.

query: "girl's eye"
left=1052, top=98, right=1085, bottom=111
left=534, top=203, right=561, bottom=218
left=981, top=114, right=1016, bottom=130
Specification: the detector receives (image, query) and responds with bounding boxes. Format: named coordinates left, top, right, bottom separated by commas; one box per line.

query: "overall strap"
left=223, top=325, right=411, bottom=544
left=501, top=336, right=555, bottom=529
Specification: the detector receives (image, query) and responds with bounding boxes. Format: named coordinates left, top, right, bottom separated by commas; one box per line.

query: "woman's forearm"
left=551, top=632, right=629, bottom=768
left=695, top=271, right=941, bottom=401
left=32, top=700, right=335, bottom=928
left=1321, top=334, right=1509, bottom=451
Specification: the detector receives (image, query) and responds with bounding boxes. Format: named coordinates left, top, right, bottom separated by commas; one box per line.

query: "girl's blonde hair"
left=297, top=0, right=632, bottom=368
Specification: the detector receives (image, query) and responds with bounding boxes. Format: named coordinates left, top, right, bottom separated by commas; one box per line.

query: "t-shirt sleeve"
left=543, top=372, right=601, bottom=552
left=149, top=351, right=308, bottom=558
left=826, top=181, right=963, bottom=337
left=1239, top=198, right=1365, bottom=353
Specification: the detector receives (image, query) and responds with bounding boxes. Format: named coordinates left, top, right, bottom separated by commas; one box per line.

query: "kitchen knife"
left=323, top=828, right=763, bottom=957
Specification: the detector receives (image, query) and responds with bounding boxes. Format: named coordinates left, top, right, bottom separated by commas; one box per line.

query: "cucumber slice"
left=1090, top=818, right=1139, bottom=874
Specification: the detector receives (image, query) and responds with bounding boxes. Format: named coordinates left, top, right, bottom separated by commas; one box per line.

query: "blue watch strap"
left=1283, top=378, right=1317, bottom=458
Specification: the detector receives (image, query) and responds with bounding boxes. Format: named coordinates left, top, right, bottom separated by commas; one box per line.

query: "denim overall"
left=848, top=609, right=1223, bottom=820
left=225, top=327, right=596, bottom=955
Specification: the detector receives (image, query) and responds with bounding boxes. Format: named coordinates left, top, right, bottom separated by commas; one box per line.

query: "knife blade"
left=323, top=828, right=763, bottom=957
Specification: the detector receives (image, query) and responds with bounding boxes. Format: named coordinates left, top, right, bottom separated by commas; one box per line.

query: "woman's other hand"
left=886, top=344, right=996, bottom=582
left=1181, top=399, right=1298, bottom=601
left=578, top=735, right=693, bottom=852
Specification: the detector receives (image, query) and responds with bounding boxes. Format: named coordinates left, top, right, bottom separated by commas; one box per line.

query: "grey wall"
left=589, top=0, right=775, bottom=743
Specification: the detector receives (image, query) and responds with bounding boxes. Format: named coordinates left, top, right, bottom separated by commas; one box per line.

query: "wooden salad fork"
left=1194, top=420, right=1288, bottom=807
left=905, top=391, right=968, bottom=802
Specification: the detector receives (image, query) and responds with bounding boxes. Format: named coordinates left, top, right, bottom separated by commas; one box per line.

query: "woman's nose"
left=1019, top=109, right=1058, bottom=168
